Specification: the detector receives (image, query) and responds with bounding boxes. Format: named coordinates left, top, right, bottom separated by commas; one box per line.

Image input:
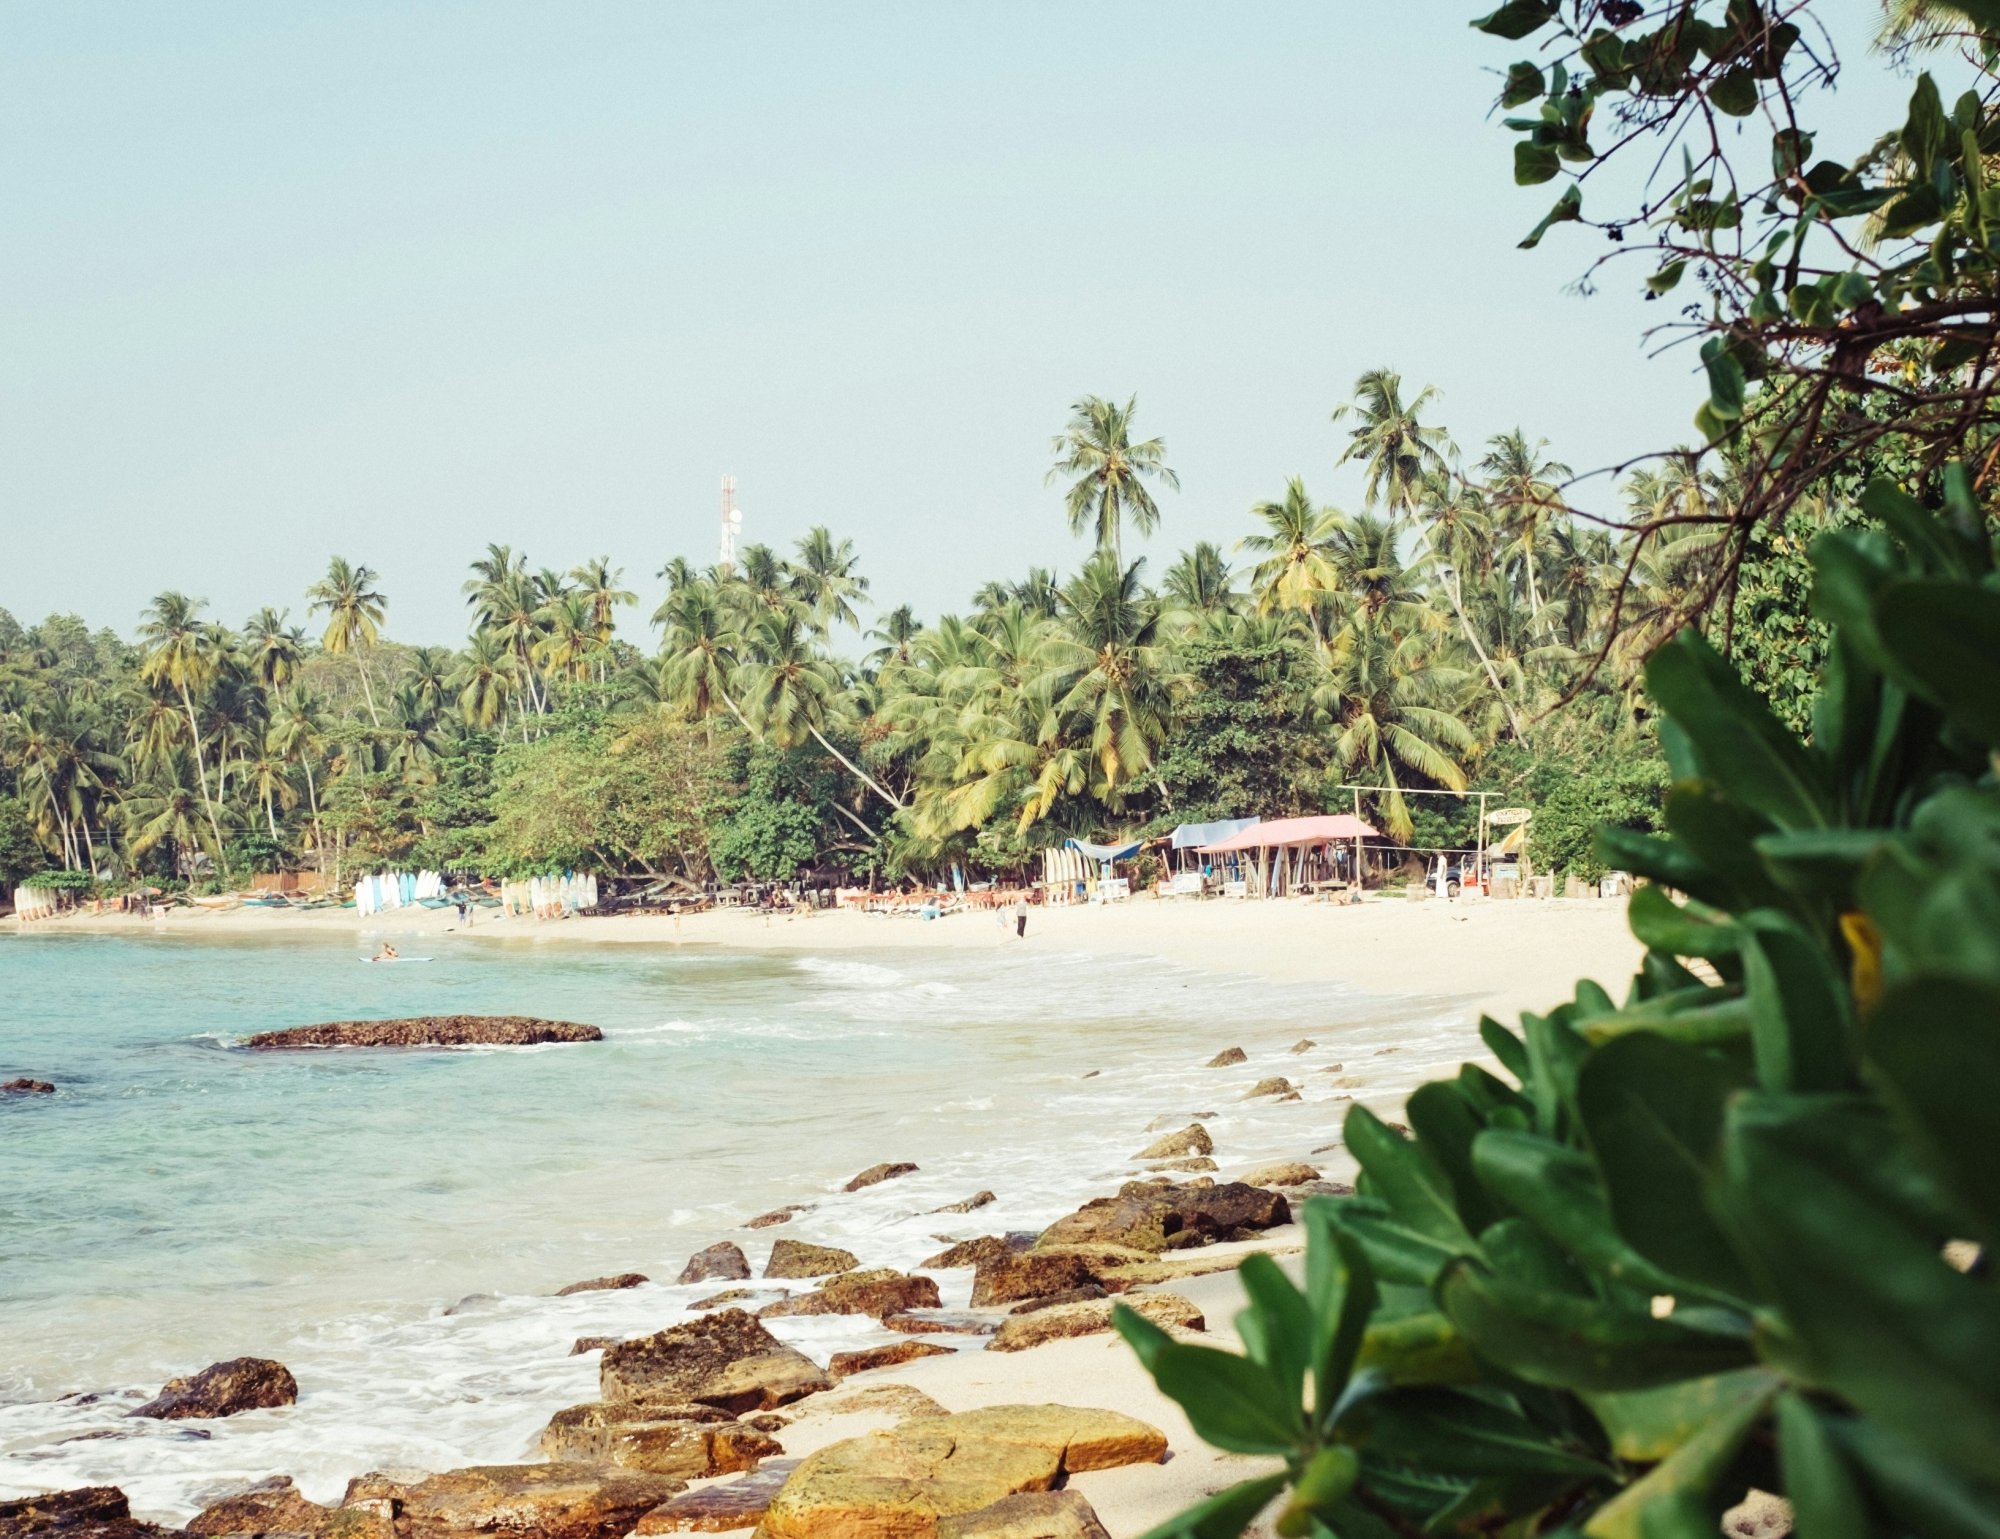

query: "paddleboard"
left=359, top=957, right=433, bottom=964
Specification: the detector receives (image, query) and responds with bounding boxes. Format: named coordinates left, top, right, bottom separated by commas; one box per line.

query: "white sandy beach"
left=41, top=892, right=1643, bottom=1028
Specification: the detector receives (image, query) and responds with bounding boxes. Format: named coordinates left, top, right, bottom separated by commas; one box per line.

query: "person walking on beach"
left=1013, top=894, right=1028, bottom=939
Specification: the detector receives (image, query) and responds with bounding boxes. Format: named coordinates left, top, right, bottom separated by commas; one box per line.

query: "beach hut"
left=1164, top=817, right=1259, bottom=895
left=1065, top=836, right=1142, bottom=901
left=1197, top=813, right=1380, bottom=898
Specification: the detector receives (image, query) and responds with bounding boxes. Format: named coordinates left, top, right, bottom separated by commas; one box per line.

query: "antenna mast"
left=718, top=475, right=742, bottom=570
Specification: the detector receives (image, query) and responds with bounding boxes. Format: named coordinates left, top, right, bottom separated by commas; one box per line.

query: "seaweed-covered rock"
left=1134, top=1125, right=1212, bottom=1160
left=244, top=1018, right=600, bottom=1050
left=0, top=1488, right=179, bottom=1539
left=1240, top=1161, right=1320, bottom=1188
left=675, top=1243, right=750, bottom=1286
left=763, top=1240, right=859, bottom=1279
left=351, top=1465, right=685, bottom=1539
left=828, top=1342, right=955, bottom=1378
left=629, top=1460, right=800, bottom=1535
left=2, top=1078, right=55, bottom=1094
left=556, top=1273, right=648, bottom=1297
left=1205, top=1047, right=1246, bottom=1067
left=758, top=1271, right=940, bottom=1320
left=843, top=1162, right=918, bottom=1193
left=1036, top=1181, right=1289, bottom=1254
left=743, top=1205, right=809, bottom=1229
left=185, top=1477, right=331, bottom=1537
left=969, top=1251, right=1095, bottom=1308
left=541, top=1403, right=778, bottom=1478
left=600, top=1310, right=831, bottom=1414
left=920, top=1235, right=1022, bottom=1270
left=132, top=1358, right=297, bottom=1420
left=934, top=1192, right=996, bottom=1215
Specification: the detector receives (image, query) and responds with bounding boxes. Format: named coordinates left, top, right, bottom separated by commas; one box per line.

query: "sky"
left=0, top=3, right=1912, bottom=647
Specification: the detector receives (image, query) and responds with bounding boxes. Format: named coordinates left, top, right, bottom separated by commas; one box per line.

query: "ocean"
left=0, top=926, right=1465, bottom=1519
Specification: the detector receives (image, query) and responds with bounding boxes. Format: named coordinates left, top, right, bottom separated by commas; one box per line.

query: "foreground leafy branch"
left=1117, top=478, right=2000, bottom=1535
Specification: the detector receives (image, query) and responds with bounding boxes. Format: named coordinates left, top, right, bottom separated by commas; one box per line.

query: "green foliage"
left=1146, top=638, right=1329, bottom=827
left=710, top=740, right=838, bottom=882
left=0, top=796, right=49, bottom=891
left=1122, top=491, right=2000, bottom=1535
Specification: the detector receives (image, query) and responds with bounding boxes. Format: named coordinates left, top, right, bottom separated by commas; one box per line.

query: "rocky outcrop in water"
left=184, top=1476, right=331, bottom=1537
left=743, top=1205, right=810, bottom=1229
left=1135, top=1125, right=1212, bottom=1160
left=934, top=1191, right=996, bottom=1214
left=0, top=1487, right=179, bottom=1539
left=969, top=1251, right=1094, bottom=1308
left=674, top=1243, right=748, bottom=1286
left=1205, top=1047, right=1246, bottom=1067
left=757, top=1270, right=940, bottom=1319
left=540, top=1402, right=779, bottom=1478
left=843, top=1162, right=918, bottom=1192
left=1240, top=1161, right=1320, bottom=1188
left=1037, top=1181, right=1290, bottom=1253
left=762, top=1240, right=858, bottom=1279
left=556, top=1273, right=647, bottom=1297
left=243, top=1018, right=601, bottom=1050
left=2, top=1078, right=55, bottom=1094
left=600, top=1310, right=831, bottom=1413
left=342, top=1464, right=684, bottom=1539
left=132, top=1358, right=297, bottom=1420
left=1244, top=1076, right=1294, bottom=1099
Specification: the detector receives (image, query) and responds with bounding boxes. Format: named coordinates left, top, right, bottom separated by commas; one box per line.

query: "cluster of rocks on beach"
left=7, top=1038, right=1359, bottom=1539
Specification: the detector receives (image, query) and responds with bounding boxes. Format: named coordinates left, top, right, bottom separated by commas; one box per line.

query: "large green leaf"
left=1663, top=781, right=1796, bottom=912
left=1835, top=1416, right=2000, bottom=1539
left=1332, top=1209, right=1474, bottom=1288
left=1471, top=1130, right=1689, bottom=1296
left=1874, top=578, right=2000, bottom=748
left=1576, top=1032, right=1759, bottom=1299
left=1436, top=1259, right=1755, bottom=1392
left=1149, top=1337, right=1307, bottom=1455
left=1343, top=1105, right=1477, bottom=1248
left=1521, top=1008, right=1589, bottom=1139
left=1471, top=0, right=1557, bottom=39
left=1407, top=1082, right=1503, bottom=1235
left=1626, top=883, right=1743, bottom=959
left=1480, top=1015, right=1532, bottom=1084
left=1775, top=1394, right=1868, bottom=1539
left=1301, top=1198, right=1378, bottom=1421
left=1273, top=1446, right=1359, bottom=1539
left=1576, top=990, right=1753, bottom=1048
left=1738, top=917, right=1855, bottom=1092
left=1341, top=1387, right=1610, bottom=1479
left=1481, top=1217, right=1591, bottom=1297
left=1858, top=475, right=1983, bottom=580
left=1861, top=787, right=2000, bottom=982
left=1867, top=975, right=2000, bottom=1245
left=1712, top=1093, right=2000, bottom=1481
left=1595, top=825, right=1729, bottom=906
left=1644, top=630, right=1830, bottom=831
left=1351, top=1311, right=1480, bottom=1387
left=1584, top=1367, right=1782, bottom=1462
left=1581, top=1376, right=1778, bottom=1539
left=1134, top=1473, right=1289, bottom=1539
left=1236, top=1252, right=1314, bottom=1418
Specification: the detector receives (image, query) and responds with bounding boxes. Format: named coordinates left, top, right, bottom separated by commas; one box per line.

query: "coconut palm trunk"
left=1425, top=535, right=1524, bottom=740
left=176, top=679, right=230, bottom=865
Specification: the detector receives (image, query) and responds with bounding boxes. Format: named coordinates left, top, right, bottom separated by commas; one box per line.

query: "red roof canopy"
left=1197, top=814, right=1379, bottom=852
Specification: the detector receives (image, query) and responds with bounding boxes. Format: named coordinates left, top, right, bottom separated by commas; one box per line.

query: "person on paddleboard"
left=373, top=942, right=399, bottom=962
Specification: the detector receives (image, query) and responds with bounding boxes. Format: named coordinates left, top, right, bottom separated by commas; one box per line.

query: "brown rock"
left=744, top=1206, right=810, bottom=1229
left=759, top=1427, right=1059, bottom=1539
left=676, top=1243, right=750, bottom=1286
left=601, top=1310, right=832, bottom=1414
left=759, top=1272, right=941, bottom=1320
left=829, top=1342, right=955, bottom=1378
left=1329, top=1075, right=1365, bottom=1088
left=810, top=1384, right=951, bottom=1422
left=1319, top=1063, right=1344, bottom=1073
left=2, top=1078, right=55, bottom=1094
left=373, top=1465, right=685, bottom=1539
left=572, top=1337, right=618, bottom=1355
left=1037, top=1193, right=1176, bottom=1253
left=0, top=1487, right=178, bottom=1539
left=1240, top=1162, right=1320, bottom=1188
left=1134, top=1124, right=1213, bottom=1160
left=764, top=1240, right=860, bottom=1279
left=844, top=1163, right=919, bottom=1193
left=690, top=1289, right=768, bottom=1311
left=1006, top=1287, right=1106, bottom=1315
left=931, top=1406, right=1167, bottom=1473
left=882, top=1312, right=1001, bottom=1337
left=1245, top=1077, right=1293, bottom=1098
left=242, top=1017, right=600, bottom=1050
left=543, top=1402, right=735, bottom=1462
left=1037, top=1183, right=1285, bottom=1256
left=987, top=1292, right=1202, bottom=1352
left=132, top=1358, right=297, bottom=1420
left=970, top=1252, right=1094, bottom=1308
left=937, top=1490, right=1110, bottom=1539
left=556, top=1273, right=648, bottom=1297
left=1205, top=1047, right=1247, bottom=1067
left=934, top=1192, right=996, bottom=1215
left=186, top=1477, right=330, bottom=1537
left=630, top=1460, right=800, bottom=1534
left=921, top=1236, right=1017, bottom=1270
left=1288, top=1040, right=1315, bottom=1055
left=1147, top=1157, right=1217, bottom=1173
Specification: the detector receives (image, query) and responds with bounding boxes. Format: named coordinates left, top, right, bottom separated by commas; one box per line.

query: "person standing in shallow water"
left=1013, top=895, right=1028, bottom=939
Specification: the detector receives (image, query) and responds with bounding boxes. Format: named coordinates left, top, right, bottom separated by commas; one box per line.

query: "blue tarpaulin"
left=1169, top=817, right=1259, bottom=850
left=1067, top=838, right=1143, bottom=863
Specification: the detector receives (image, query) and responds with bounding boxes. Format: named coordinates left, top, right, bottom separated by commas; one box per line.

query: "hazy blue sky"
left=1, top=3, right=1907, bottom=645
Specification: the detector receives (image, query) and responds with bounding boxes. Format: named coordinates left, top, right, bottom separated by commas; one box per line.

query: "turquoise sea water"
left=0, top=927, right=1461, bottom=1518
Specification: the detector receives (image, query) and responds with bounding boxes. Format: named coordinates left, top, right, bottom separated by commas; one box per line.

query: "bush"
left=0, top=796, right=49, bottom=891
left=1118, top=475, right=2000, bottom=1536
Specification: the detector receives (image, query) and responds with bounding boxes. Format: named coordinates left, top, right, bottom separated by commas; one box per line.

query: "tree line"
left=2, top=367, right=1788, bottom=895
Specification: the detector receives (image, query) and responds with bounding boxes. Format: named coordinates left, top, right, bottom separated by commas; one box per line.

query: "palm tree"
left=1333, top=369, right=1452, bottom=515
left=1318, top=617, right=1476, bottom=841
left=1161, top=543, right=1242, bottom=624
left=1412, top=471, right=1522, bottom=738
left=244, top=608, right=306, bottom=689
left=532, top=592, right=596, bottom=686
left=305, top=557, right=388, bottom=727
left=270, top=687, right=328, bottom=871
left=571, top=558, right=636, bottom=677
left=121, top=749, right=234, bottom=869
left=864, top=605, right=923, bottom=673
left=446, top=634, right=518, bottom=730
left=403, top=646, right=455, bottom=719
left=12, top=698, right=121, bottom=873
left=1478, top=430, right=1573, bottom=625
left=788, top=528, right=870, bottom=634
left=136, top=592, right=229, bottom=863
left=734, top=608, right=903, bottom=810
left=1046, top=396, right=1179, bottom=564
left=243, top=743, right=299, bottom=843
left=652, top=578, right=749, bottom=730
left=1239, top=479, right=1343, bottom=642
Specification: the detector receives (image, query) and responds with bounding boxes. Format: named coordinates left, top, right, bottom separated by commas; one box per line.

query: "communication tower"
left=718, top=475, right=743, bottom=570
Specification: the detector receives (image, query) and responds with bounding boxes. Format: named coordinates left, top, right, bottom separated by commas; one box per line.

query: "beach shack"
left=1166, top=817, right=1259, bottom=895
left=1197, top=813, right=1380, bottom=898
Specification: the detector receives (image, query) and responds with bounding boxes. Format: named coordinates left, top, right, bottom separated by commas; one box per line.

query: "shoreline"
left=23, top=891, right=1643, bottom=1028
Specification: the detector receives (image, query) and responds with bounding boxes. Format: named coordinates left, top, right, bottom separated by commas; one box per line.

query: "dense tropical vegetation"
left=5, top=374, right=1782, bottom=897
